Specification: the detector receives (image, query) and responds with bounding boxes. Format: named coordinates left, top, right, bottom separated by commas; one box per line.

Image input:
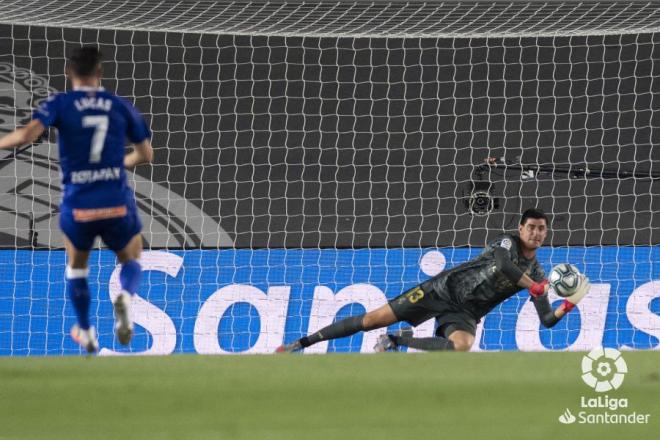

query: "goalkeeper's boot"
left=373, top=326, right=414, bottom=352
left=275, top=340, right=303, bottom=353
left=113, top=291, right=134, bottom=345
left=70, top=324, right=99, bottom=353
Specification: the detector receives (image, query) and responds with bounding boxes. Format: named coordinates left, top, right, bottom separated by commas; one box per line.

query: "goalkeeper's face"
left=518, top=218, right=548, bottom=250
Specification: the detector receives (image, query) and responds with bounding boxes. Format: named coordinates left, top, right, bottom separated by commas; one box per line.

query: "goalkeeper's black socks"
left=299, top=314, right=365, bottom=348
left=389, top=335, right=455, bottom=351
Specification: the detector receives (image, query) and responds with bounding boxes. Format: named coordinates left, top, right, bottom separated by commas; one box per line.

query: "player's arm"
left=528, top=274, right=591, bottom=327
left=526, top=270, right=592, bottom=330
left=124, top=139, right=154, bottom=169
left=0, top=120, right=46, bottom=150
left=513, top=269, right=567, bottom=328
left=2, top=93, right=59, bottom=150
left=529, top=289, right=565, bottom=327
left=493, top=246, right=572, bottom=328
left=119, top=96, right=153, bottom=170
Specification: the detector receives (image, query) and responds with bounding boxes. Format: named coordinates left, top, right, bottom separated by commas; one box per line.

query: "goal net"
left=0, top=0, right=659, bottom=355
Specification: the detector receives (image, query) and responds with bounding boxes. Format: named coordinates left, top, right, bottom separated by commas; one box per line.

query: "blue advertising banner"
left=1, top=247, right=659, bottom=356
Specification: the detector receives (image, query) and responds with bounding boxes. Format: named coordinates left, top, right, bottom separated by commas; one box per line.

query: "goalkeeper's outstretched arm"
left=523, top=271, right=591, bottom=328
left=513, top=271, right=565, bottom=328
left=493, top=247, right=590, bottom=328
left=530, top=294, right=564, bottom=328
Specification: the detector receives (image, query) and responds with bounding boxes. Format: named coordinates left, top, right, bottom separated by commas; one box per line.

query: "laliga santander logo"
left=558, top=347, right=650, bottom=425
left=581, top=347, right=627, bottom=392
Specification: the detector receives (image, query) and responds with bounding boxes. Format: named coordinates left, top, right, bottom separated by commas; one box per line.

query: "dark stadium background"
left=1, top=24, right=659, bottom=248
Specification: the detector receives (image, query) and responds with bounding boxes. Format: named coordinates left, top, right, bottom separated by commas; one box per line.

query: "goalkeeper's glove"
left=562, top=274, right=591, bottom=312
left=529, top=279, right=549, bottom=297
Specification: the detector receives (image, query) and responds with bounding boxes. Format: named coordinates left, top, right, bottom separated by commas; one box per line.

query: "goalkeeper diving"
left=276, top=208, right=591, bottom=352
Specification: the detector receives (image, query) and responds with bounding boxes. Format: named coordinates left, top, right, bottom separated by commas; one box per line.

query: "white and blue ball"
left=549, top=263, right=581, bottom=297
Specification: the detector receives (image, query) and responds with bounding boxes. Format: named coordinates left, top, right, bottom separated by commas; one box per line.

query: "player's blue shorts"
left=59, top=204, right=142, bottom=252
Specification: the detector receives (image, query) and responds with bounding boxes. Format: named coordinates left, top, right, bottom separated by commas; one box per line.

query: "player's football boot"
left=373, top=326, right=414, bottom=352
left=70, top=324, right=99, bottom=353
left=113, top=291, right=134, bottom=345
left=373, top=334, right=395, bottom=352
left=275, top=340, right=303, bottom=353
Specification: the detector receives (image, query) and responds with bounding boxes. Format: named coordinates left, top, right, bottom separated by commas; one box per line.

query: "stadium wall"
left=2, top=247, right=659, bottom=355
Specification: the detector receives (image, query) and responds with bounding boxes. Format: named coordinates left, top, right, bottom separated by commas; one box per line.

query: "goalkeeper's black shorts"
left=388, top=281, right=477, bottom=337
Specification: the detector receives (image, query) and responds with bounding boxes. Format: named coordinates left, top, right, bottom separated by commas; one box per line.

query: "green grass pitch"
left=1, top=352, right=658, bottom=440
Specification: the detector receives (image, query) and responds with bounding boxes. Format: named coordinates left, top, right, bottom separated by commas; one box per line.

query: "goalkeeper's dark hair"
left=520, top=208, right=548, bottom=225
left=68, top=46, right=102, bottom=77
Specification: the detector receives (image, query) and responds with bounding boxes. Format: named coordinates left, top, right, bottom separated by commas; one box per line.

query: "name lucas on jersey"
left=74, top=96, right=112, bottom=112
left=70, top=167, right=121, bottom=184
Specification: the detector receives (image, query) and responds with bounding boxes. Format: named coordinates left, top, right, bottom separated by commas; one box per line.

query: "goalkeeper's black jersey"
left=425, top=234, right=545, bottom=319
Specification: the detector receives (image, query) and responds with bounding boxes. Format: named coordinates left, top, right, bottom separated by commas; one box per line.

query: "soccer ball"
left=549, top=263, right=581, bottom=297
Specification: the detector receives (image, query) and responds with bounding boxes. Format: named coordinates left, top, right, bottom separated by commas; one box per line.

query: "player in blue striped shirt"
left=0, top=46, right=154, bottom=353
